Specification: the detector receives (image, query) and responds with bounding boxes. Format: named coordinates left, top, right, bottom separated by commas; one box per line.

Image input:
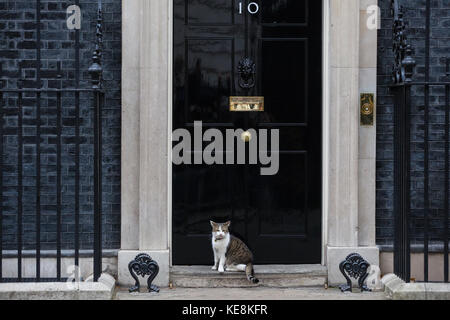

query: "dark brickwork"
left=377, top=0, right=450, bottom=249
left=0, top=0, right=121, bottom=250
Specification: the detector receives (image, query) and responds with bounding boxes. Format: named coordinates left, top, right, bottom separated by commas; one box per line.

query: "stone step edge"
left=171, top=265, right=327, bottom=277
left=171, top=273, right=327, bottom=279
left=170, top=276, right=327, bottom=289
left=170, top=266, right=328, bottom=288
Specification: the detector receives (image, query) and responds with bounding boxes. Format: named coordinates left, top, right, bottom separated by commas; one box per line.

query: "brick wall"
left=377, top=0, right=450, bottom=249
left=0, top=0, right=121, bottom=250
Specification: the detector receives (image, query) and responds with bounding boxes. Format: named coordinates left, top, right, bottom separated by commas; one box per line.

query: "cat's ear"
left=224, top=221, right=231, bottom=228
left=210, top=221, right=217, bottom=228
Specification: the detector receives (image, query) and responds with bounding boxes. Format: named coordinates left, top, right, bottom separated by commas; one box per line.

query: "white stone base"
left=383, top=274, right=450, bottom=300
left=327, top=246, right=380, bottom=287
left=0, top=256, right=117, bottom=280
left=0, top=273, right=116, bottom=300
left=118, top=250, right=170, bottom=288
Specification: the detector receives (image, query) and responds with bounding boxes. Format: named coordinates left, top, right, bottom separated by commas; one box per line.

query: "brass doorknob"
left=241, top=131, right=252, bottom=142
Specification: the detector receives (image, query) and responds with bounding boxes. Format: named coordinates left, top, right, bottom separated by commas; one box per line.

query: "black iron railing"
left=391, top=0, right=450, bottom=283
left=0, top=1, right=104, bottom=283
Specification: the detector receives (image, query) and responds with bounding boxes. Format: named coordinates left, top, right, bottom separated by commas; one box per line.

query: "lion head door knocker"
left=339, top=253, right=371, bottom=293
left=128, top=253, right=160, bottom=293
left=238, top=57, right=256, bottom=89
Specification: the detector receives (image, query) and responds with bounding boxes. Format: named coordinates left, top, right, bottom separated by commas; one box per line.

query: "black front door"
left=173, top=0, right=322, bottom=265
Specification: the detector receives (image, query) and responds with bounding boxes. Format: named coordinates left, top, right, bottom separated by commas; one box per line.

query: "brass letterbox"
left=230, top=96, right=264, bottom=112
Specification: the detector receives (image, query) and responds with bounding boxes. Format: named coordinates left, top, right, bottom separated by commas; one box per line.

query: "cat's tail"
left=246, top=263, right=259, bottom=284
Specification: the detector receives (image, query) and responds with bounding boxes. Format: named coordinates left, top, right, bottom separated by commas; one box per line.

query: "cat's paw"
left=218, top=267, right=225, bottom=274
left=211, top=266, right=218, bottom=271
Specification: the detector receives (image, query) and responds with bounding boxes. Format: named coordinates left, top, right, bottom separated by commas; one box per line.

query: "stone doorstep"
left=0, top=274, right=116, bottom=300
left=383, top=274, right=450, bottom=300
left=115, top=287, right=388, bottom=300
left=170, top=265, right=328, bottom=288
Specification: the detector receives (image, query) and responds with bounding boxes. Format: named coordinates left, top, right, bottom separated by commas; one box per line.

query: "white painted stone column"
left=325, top=0, right=379, bottom=286
left=120, top=0, right=140, bottom=252
left=358, top=0, right=378, bottom=248
left=118, top=0, right=171, bottom=288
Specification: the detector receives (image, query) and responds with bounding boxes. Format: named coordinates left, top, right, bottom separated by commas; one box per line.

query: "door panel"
left=261, top=0, right=308, bottom=24
left=185, top=38, right=234, bottom=124
left=187, top=0, right=235, bottom=25
left=173, top=0, right=322, bottom=265
left=260, top=39, right=308, bottom=124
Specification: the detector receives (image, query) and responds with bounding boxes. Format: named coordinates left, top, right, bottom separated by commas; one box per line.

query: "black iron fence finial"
left=391, top=0, right=416, bottom=84
left=89, top=0, right=103, bottom=90
left=403, top=45, right=416, bottom=83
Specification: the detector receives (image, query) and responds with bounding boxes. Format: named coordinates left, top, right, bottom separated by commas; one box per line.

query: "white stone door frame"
left=118, top=0, right=379, bottom=288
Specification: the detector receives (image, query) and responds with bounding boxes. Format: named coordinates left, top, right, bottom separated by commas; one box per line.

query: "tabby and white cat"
left=210, top=221, right=259, bottom=284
